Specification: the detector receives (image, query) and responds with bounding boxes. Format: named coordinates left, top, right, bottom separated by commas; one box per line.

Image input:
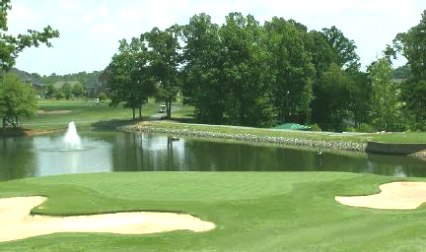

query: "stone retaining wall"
left=366, top=141, right=426, bottom=157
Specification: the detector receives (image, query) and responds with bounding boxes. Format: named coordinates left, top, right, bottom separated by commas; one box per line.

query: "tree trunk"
left=2, top=117, right=5, bottom=134
left=166, top=100, right=172, bottom=119
left=139, top=104, right=142, bottom=120
left=132, top=108, right=135, bottom=120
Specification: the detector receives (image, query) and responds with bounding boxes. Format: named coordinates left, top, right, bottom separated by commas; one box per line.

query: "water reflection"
left=0, top=130, right=425, bottom=181
left=0, top=137, right=36, bottom=180
left=111, top=134, right=185, bottom=172
left=33, top=134, right=113, bottom=177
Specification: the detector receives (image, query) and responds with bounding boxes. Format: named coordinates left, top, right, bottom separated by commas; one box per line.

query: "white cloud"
left=8, top=2, right=37, bottom=32
left=60, top=0, right=81, bottom=10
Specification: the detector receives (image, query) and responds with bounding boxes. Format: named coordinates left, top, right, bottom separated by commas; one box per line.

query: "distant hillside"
left=42, top=71, right=103, bottom=97
left=9, top=68, right=44, bottom=88
left=8, top=68, right=106, bottom=97
left=392, top=65, right=411, bottom=80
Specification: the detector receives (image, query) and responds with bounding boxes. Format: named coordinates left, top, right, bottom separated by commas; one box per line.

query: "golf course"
left=0, top=100, right=424, bottom=251
left=0, top=172, right=424, bottom=251
left=1, top=0, right=426, bottom=250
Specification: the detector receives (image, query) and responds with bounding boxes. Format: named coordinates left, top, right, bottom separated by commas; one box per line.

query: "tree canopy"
left=104, top=10, right=426, bottom=131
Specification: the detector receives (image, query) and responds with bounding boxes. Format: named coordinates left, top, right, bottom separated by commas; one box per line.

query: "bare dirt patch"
left=335, top=181, right=426, bottom=210
left=0, top=196, right=215, bottom=242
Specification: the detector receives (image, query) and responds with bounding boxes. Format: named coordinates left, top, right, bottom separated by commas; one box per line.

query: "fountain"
left=63, top=121, right=81, bottom=150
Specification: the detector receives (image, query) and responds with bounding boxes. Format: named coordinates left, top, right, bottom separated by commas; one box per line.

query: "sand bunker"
left=0, top=196, right=215, bottom=242
left=37, top=110, right=72, bottom=115
left=335, top=182, right=426, bottom=210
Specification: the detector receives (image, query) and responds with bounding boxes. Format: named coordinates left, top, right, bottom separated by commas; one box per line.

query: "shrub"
left=310, top=123, right=321, bottom=131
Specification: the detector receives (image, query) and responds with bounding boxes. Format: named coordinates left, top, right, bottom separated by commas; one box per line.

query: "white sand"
left=335, top=181, right=426, bottom=210
left=0, top=196, right=215, bottom=242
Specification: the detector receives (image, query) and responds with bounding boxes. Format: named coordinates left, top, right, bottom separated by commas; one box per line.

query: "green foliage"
left=60, top=82, right=72, bottom=100
left=358, top=123, right=376, bottom=133
left=321, top=25, right=360, bottom=71
left=0, top=0, right=59, bottom=75
left=98, top=91, right=108, bottom=102
left=311, top=64, right=353, bottom=131
left=368, top=57, right=401, bottom=131
left=265, top=17, right=314, bottom=124
left=0, top=73, right=37, bottom=128
left=45, top=84, right=57, bottom=99
left=71, top=82, right=85, bottom=99
left=310, top=123, right=321, bottom=131
left=182, top=13, right=226, bottom=124
left=107, top=37, right=156, bottom=119
left=393, top=10, right=426, bottom=130
left=392, top=65, right=411, bottom=80
left=144, top=26, right=181, bottom=119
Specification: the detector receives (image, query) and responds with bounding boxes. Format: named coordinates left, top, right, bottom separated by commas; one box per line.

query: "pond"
left=0, top=128, right=425, bottom=181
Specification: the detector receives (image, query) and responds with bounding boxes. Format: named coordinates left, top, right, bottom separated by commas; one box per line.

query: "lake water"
left=0, top=129, right=425, bottom=181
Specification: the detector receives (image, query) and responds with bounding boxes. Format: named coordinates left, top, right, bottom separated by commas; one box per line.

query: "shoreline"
left=125, top=122, right=426, bottom=158
left=125, top=124, right=367, bottom=153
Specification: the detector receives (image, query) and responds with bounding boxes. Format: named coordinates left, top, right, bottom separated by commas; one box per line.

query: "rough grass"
left=0, top=172, right=425, bottom=251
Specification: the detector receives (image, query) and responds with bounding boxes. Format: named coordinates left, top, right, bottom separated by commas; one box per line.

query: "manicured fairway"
left=21, top=100, right=159, bottom=130
left=0, top=172, right=424, bottom=251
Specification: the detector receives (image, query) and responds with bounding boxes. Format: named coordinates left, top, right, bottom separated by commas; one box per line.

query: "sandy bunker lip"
left=335, top=181, right=426, bottom=210
left=0, top=196, right=215, bottom=242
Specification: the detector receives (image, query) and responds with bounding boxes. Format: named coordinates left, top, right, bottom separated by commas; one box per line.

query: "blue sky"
left=8, top=0, right=426, bottom=75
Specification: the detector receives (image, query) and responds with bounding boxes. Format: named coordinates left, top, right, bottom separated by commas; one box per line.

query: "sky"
left=7, top=0, right=426, bottom=76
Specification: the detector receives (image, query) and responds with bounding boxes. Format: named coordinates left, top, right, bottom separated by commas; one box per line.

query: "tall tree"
left=264, top=17, right=314, bottom=124
left=107, top=37, right=155, bottom=119
left=367, top=57, right=400, bottom=130
left=182, top=13, right=226, bottom=124
left=313, top=63, right=353, bottom=131
left=394, top=10, right=426, bottom=130
left=219, top=13, right=276, bottom=126
left=145, top=26, right=181, bottom=119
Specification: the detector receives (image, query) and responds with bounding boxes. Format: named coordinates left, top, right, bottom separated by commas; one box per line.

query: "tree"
left=312, top=63, right=353, bottom=131
left=0, top=73, right=36, bottom=130
left=72, top=82, right=85, bottom=99
left=264, top=17, right=314, bottom=124
left=393, top=10, right=426, bottom=130
left=0, top=0, right=59, bottom=76
left=145, top=26, right=181, bottom=119
left=107, top=37, right=155, bottom=119
left=321, top=26, right=360, bottom=72
left=61, top=83, right=72, bottom=100
left=182, top=13, right=226, bottom=124
left=45, top=83, right=57, bottom=99
left=367, top=57, right=400, bottom=131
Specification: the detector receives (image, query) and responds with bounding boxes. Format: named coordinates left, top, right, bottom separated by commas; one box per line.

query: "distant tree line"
left=105, top=11, right=426, bottom=131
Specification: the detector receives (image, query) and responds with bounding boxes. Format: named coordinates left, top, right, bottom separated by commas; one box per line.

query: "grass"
left=0, top=172, right=424, bottom=251
left=21, top=99, right=159, bottom=130
left=134, top=121, right=426, bottom=144
left=12, top=99, right=425, bottom=145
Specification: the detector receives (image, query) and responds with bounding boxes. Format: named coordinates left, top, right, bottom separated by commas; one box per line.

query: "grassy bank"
left=129, top=121, right=426, bottom=151
left=0, top=172, right=424, bottom=251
